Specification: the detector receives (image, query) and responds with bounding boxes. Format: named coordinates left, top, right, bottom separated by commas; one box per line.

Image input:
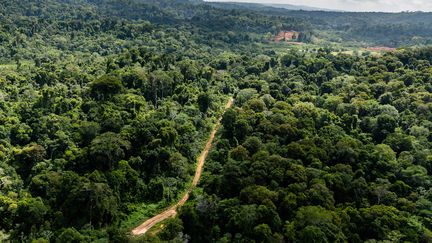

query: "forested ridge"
left=0, top=0, right=431, bottom=242
left=210, top=2, right=432, bottom=46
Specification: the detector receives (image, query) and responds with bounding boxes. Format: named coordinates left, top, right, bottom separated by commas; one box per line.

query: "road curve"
left=132, top=97, right=234, bottom=236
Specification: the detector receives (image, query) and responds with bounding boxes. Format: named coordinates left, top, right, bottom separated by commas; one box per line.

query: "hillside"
left=264, top=3, right=337, bottom=11
left=206, top=1, right=336, bottom=12
left=206, top=1, right=432, bottom=46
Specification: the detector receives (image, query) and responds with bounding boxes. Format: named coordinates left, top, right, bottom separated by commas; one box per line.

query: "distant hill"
left=204, top=1, right=432, bottom=46
left=204, top=1, right=339, bottom=12
left=263, top=3, right=339, bottom=11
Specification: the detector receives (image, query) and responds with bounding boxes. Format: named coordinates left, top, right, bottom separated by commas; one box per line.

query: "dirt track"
left=131, top=98, right=234, bottom=236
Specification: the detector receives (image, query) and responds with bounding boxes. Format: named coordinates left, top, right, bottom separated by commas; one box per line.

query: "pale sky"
left=205, top=0, right=432, bottom=12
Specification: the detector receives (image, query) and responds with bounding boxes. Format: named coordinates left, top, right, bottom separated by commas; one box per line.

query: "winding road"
left=131, top=97, right=234, bottom=236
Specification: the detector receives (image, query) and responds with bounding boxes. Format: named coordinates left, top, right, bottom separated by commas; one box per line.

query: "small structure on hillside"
left=275, top=31, right=299, bottom=43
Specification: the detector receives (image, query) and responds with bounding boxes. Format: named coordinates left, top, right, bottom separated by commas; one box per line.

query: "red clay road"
left=132, top=97, right=234, bottom=236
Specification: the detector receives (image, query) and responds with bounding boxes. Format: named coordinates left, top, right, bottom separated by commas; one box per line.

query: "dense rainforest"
left=177, top=47, right=432, bottom=243
left=0, top=0, right=430, bottom=242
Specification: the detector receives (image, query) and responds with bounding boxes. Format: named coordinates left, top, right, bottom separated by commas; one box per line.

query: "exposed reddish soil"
left=275, top=31, right=298, bottom=43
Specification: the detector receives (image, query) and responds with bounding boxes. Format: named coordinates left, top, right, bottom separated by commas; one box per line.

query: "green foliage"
left=56, top=228, right=87, bottom=243
left=178, top=46, right=432, bottom=242
left=88, top=132, right=131, bottom=171
left=197, top=92, right=211, bottom=114
left=14, top=197, right=48, bottom=234
left=0, top=0, right=431, bottom=242
left=90, top=75, right=124, bottom=100
left=159, top=218, right=184, bottom=241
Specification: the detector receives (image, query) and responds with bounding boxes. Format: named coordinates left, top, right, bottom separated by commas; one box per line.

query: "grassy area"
left=145, top=221, right=166, bottom=237
left=121, top=203, right=165, bottom=230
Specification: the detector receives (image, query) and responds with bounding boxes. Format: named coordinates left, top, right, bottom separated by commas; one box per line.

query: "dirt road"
left=131, top=97, right=234, bottom=236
